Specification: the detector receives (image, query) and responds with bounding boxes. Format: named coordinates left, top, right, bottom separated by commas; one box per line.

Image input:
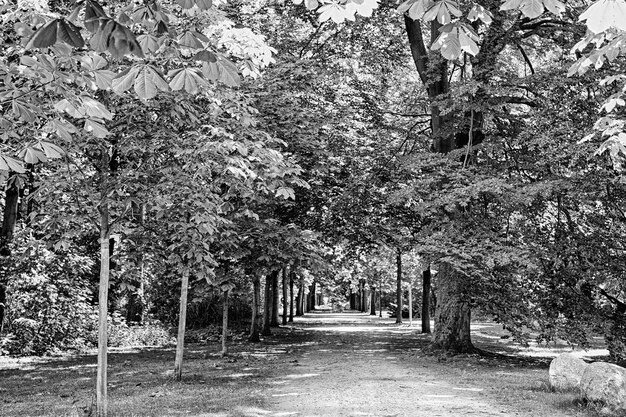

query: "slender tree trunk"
left=349, top=289, right=355, bottom=310
left=432, top=263, right=473, bottom=352
left=174, top=266, right=190, bottom=381
left=262, top=273, right=273, bottom=336
left=361, top=280, right=367, bottom=313
left=379, top=280, right=382, bottom=318
left=370, top=288, right=376, bottom=316
left=0, top=182, right=18, bottom=254
left=0, top=182, right=19, bottom=332
left=422, top=269, right=432, bottom=334
left=308, top=282, right=316, bottom=311
left=396, top=249, right=403, bottom=324
left=289, top=272, right=295, bottom=322
left=271, top=270, right=280, bottom=327
left=221, top=289, right=229, bottom=355
left=96, top=170, right=111, bottom=417
left=249, top=275, right=261, bottom=342
left=282, top=268, right=288, bottom=325
left=408, top=283, right=413, bottom=326
left=295, top=283, right=304, bottom=316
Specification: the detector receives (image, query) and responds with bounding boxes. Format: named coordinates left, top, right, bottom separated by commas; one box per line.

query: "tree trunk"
left=289, top=272, right=295, bottom=322
left=370, top=288, right=376, bottom=316
left=432, top=262, right=473, bottom=352
left=379, top=281, right=383, bottom=317
left=249, top=275, right=261, bottom=342
left=422, top=268, right=432, bottom=334
left=221, top=289, right=229, bottom=355
left=271, top=270, right=280, bottom=327
left=349, top=289, right=355, bottom=310
left=0, top=182, right=19, bottom=332
left=262, top=273, right=273, bottom=336
left=396, top=249, right=403, bottom=324
left=0, top=181, right=18, bottom=255
left=282, top=268, right=288, bottom=325
left=174, top=266, right=190, bottom=381
left=361, top=280, right=367, bottom=313
left=96, top=174, right=111, bottom=417
left=295, top=283, right=304, bottom=316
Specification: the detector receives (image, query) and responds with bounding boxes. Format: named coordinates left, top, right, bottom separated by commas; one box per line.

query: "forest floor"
left=0, top=311, right=610, bottom=417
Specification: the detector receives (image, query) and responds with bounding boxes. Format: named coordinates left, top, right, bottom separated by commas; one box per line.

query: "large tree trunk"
left=249, top=275, right=261, bottom=342
left=262, top=273, right=274, bottom=336
left=361, top=281, right=367, bottom=313
left=370, top=288, right=376, bottom=316
left=432, top=263, right=473, bottom=352
left=174, top=266, right=190, bottom=380
left=396, top=249, right=403, bottom=324
left=271, top=270, right=280, bottom=327
left=221, top=289, right=229, bottom=355
left=282, top=268, right=288, bottom=325
left=422, top=268, right=432, bottom=334
left=349, top=289, right=355, bottom=310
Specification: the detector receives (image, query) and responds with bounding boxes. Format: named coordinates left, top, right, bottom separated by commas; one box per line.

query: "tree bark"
left=295, top=283, right=304, bottom=316
left=95, top=148, right=113, bottom=417
left=408, top=283, right=413, bottom=326
left=0, top=181, right=19, bottom=332
left=174, top=266, right=189, bottom=381
left=0, top=181, right=18, bottom=255
left=271, top=270, right=280, bottom=327
left=432, top=263, right=473, bottom=352
left=221, top=289, right=229, bottom=355
left=370, top=288, right=376, bottom=316
left=282, top=268, right=288, bottom=325
left=396, top=249, right=403, bottom=324
left=289, top=271, right=295, bottom=322
left=361, top=280, right=367, bottom=313
left=262, top=273, right=273, bottom=336
left=422, top=269, right=432, bottom=334
left=249, top=275, right=261, bottom=342
left=349, top=289, right=355, bottom=310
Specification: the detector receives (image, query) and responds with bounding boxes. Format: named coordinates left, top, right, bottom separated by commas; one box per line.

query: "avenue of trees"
left=1, top=0, right=626, bottom=415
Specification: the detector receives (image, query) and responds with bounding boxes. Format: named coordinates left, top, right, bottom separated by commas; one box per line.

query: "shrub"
left=0, top=243, right=97, bottom=355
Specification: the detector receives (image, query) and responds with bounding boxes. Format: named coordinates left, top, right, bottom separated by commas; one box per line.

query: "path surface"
left=260, top=311, right=572, bottom=417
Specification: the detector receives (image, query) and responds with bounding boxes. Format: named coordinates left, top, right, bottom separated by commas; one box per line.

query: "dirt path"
left=261, top=311, right=585, bottom=417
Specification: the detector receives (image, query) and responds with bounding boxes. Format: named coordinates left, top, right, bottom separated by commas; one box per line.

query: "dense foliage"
left=2, top=0, right=626, bottom=413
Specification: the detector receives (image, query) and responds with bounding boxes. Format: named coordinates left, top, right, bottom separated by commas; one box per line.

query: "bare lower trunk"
left=370, top=288, right=376, bottom=316
left=96, top=181, right=110, bottom=417
left=396, top=249, right=403, bottom=324
left=262, top=273, right=273, bottom=336
left=282, top=268, right=288, bottom=325
left=296, top=283, right=304, bottom=316
left=271, top=270, right=279, bottom=327
left=432, top=262, right=473, bottom=352
left=0, top=183, right=19, bottom=332
left=174, top=266, right=190, bottom=380
left=408, top=284, right=413, bottom=326
left=289, top=272, right=294, bottom=322
left=221, top=289, right=229, bottom=355
left=422, top=269, right=432, bottom=333
left=249, top=275, right=261, bottom=342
